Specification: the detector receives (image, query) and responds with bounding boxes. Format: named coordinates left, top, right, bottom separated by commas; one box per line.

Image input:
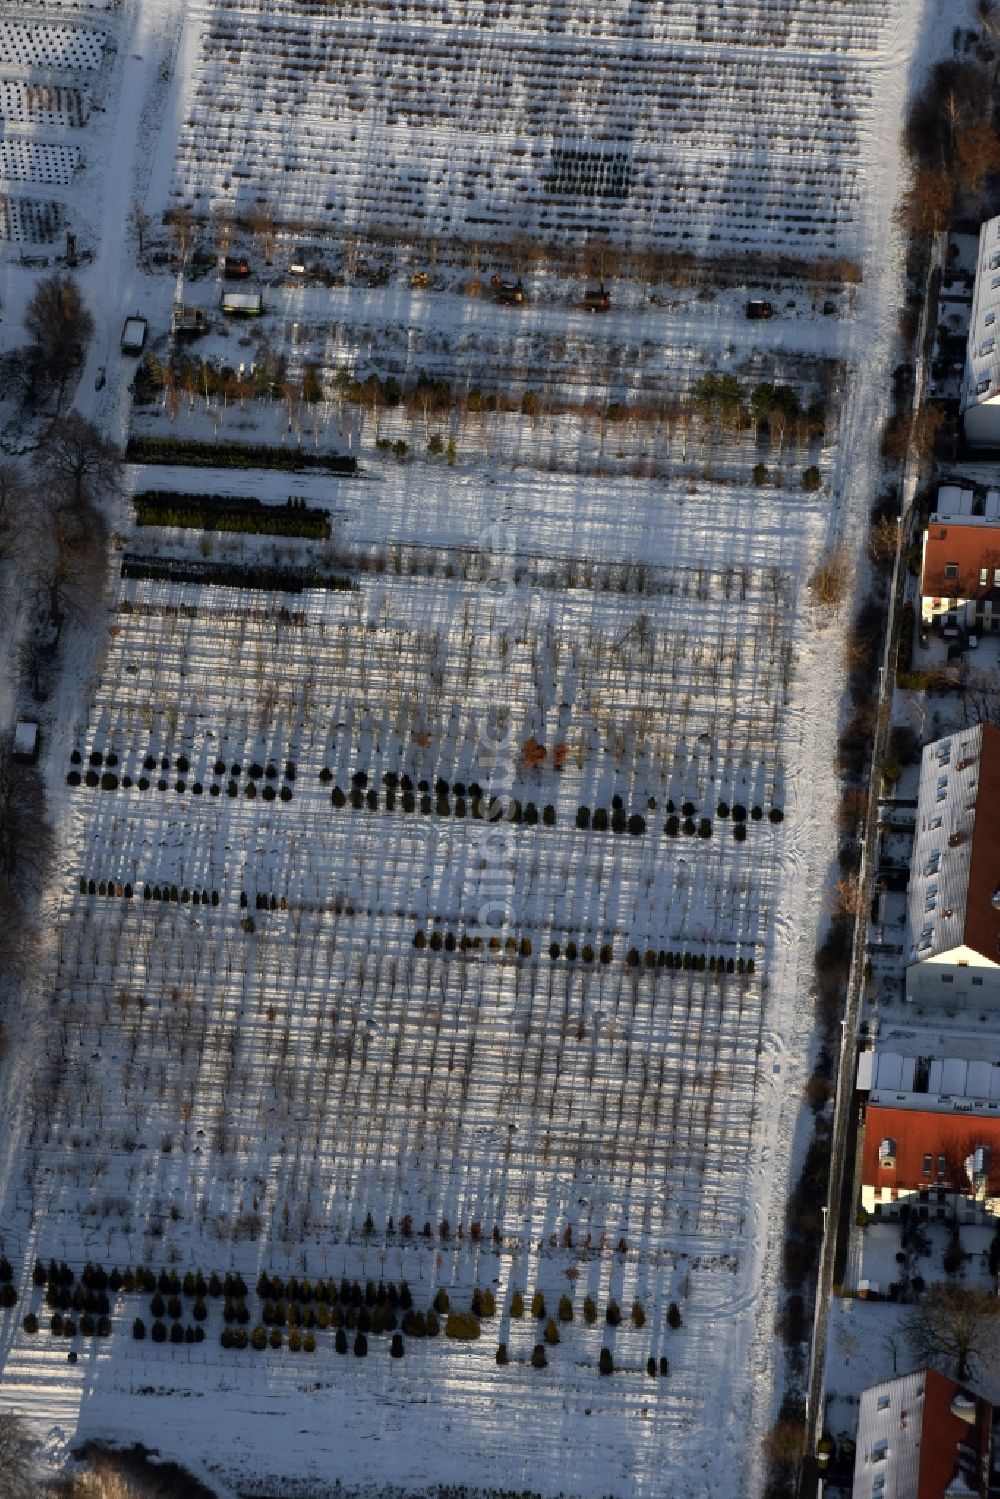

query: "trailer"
left=582, top=283, right=611, bottom=312
left=171, top=304, right=210, bottom=338
left=491, top=273, right=527, bottom=306
left=120, top=315, right=147, bottom=355
left=221, top=290, right=263, bottom=317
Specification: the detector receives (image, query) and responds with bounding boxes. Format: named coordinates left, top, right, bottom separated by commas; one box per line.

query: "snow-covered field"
left=172, top=0, right=887, bottom=259
left=0, top=0, right=960, bottom=1493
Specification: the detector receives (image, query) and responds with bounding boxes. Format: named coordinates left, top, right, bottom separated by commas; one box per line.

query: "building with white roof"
left=904, top=723, right=1000, bottom=1009
left=905, top=725, right=1000, bottom=1007
left=852, top=1368, right=994, bottom=1499
left=962, top=214, right=1000, bottom=447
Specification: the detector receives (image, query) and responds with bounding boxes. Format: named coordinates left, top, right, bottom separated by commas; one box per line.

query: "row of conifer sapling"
left=11, top=1261, right=685, bottom=1372
left=324, top=773, right=784, bottom=842
left=411, top=927, right=756, bottom=973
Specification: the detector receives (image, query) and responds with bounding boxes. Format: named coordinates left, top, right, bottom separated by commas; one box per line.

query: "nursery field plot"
left=0, top=81, right=88, bottom=129
left=0, top=18, right=105, bottom=71
left=0, top=140, right=80, bottom=186
left=0, top=193, right=64, bottom=242
left=0, top=450, right=833, bottom=1495
left=171, top=0, right=898, bottom=257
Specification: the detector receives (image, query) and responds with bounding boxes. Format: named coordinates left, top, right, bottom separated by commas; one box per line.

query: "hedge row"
left=331, top=786, right=556, bottom=824
left=126, top=436, right=357, bottom=473
left=68, top=770, right=295, bottom=802
left=134, top=495, right=331, bottom=541
left=120, top=554, right=354, bottom=593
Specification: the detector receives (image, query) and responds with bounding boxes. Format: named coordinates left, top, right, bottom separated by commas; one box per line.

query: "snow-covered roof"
left=221, top=291, right=262, bottom=312
left=853, top=1369, right=993, bottom=1499
left=905, top=722, right=995, bottom=959
left=933, top=484, right=1000, bottom=523
left=12, top=718, right=37, bottom=757
left=963, top=215, right=1000, bottom=413
left=865, top=1046, right=1000, bottom=1113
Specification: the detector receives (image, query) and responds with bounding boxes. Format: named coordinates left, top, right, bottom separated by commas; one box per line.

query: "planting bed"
left=172, top=0, right=891, bottom=256
left=0, top=445, right=837, bottom=1495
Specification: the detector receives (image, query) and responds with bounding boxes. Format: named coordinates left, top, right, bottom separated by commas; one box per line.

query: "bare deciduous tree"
left=128, top=198, right=152, bottom=258
left=898, top=165, right=954, bottom=239
left=954, top=121, right=1000, bottom=198
left=0, top=1409, right=37, bottom=1499
left=0, top=461, right=25, bottom=565
left=904, top=1283, right=1000, bottom=1380
left=23, top=274, right=94, bottom=405
left=32, top=413, right=122, bottom=514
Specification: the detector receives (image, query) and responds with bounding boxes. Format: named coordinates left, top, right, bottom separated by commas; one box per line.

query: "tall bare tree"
left=0, top=1411, right=37, bottom=1499
left=128, top=198, right=152, bottom=258
left=23, top=273, right=94, bottom=405
left=32, top=413, right=122, bottom=513
left=905, top=1283, right=1000, bottom=1380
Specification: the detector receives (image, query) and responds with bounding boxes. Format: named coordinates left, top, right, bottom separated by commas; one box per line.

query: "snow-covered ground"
left=0, top=0, right=967, bottom=1493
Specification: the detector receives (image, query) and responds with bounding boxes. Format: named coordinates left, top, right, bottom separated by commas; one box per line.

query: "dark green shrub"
left=23, top=1313, right=38, bottom=1334
left=531, top=1343, right=547, bottom=1369
left=151, top=1320, right=167, bottom=1343
left=647, top=1355, right=657, bottom=1376
left=445, top=1312, right=481, bottom=1340
left=558, top=1295, right=573, bottom=1322
left=631, top=1300, right=646, bottom=1328
left=496, top=1341, right=508, bottom=1365
left=599, top=1347, right=614, bottom=1375
left=544, top=1317, right=560, bottom=1345
left=583, top=1296, right=597, bottom=1324
left=170, top=1322, right=184, bottom=1344
left=354, top=1332, right=367, bottom=1356
left=390, top=1332, right=403, bottom=1358
left=531, top=1291, right=545, bottom=1319
left=606, top=1299, right=621, bottom=1326
left=471, top=1288, right=496, bottom=1318
left=510, top=1290, right=524, bottom=1318
left=667, top=1302, right=683, bottom=1329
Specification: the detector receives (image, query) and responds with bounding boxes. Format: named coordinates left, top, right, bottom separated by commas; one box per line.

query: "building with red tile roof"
left=852, top=1368, right=994, bottom=1499
left=860, top=1103, right=1000, bottom=1222
left=919, top=484, right=1000, bottom=631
